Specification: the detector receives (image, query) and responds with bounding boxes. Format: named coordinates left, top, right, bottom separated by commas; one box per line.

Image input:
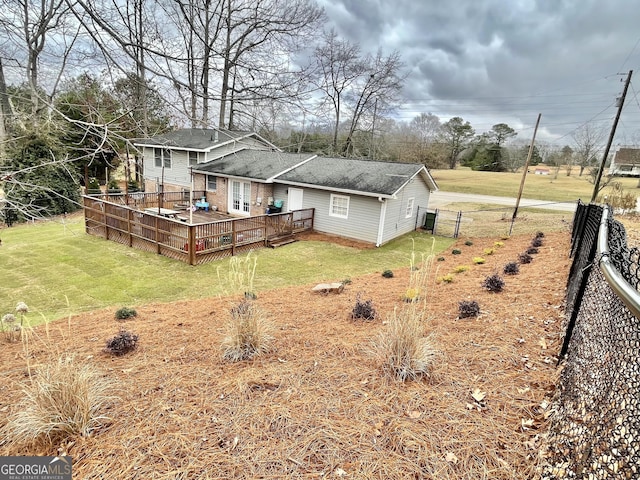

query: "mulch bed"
left=0, top=230, right=571, bottom=479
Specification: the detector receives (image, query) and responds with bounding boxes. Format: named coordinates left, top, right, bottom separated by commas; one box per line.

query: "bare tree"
left=341, top=49, right=403, bottom=157
left=572, top=123, right=605, bottom=176
left=313, top=29, right=363, bottom=154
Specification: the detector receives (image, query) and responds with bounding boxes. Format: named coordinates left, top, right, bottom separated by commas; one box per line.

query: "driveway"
left=429, top=191, right=578, bottom=212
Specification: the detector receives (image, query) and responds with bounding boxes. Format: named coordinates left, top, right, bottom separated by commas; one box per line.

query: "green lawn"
left=0, top=214, right=454, bottom=323
left=431, top=167, right=640, bottom=202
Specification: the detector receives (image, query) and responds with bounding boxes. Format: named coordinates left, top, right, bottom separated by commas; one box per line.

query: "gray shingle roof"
left=194, top=151, right=314, bottom=181
left=275, top=157, right=437, bottom=196
left=133, top=128, right=259, bottom=151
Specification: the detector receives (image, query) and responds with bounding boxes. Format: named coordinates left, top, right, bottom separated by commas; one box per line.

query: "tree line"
left=0, top=0, right=613, bottom=223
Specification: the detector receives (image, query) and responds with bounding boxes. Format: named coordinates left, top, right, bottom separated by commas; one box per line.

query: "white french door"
left=230, top=180, right=251, bottom=215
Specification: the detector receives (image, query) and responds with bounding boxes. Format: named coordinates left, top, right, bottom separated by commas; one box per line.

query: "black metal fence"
left=540, top=201, right=640, bottom=478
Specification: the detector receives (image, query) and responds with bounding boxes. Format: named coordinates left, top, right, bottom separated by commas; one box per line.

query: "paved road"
left=429, top=191, right=578, bottom=212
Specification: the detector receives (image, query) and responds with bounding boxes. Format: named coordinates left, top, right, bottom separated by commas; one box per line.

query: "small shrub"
left=351, top=294, right=378, bottom=321
left=482, top=274, right=505, bottom=292
left=371, top=309, right=437, bottom=382
left=453, top=265, right=469, bottom=273
left=3, top=355, right=114, bottom=447
left=526, top=246, right=539, bottom=255
left=535, top=231, right=545, bottom=239
left=501, top=235, right=510, bottom=240
left=503, top=262, right=520, bottom=275
left=473, top=257, right=486, bottom=264
left=114, top=307, right=137, bottom=320
left=403, top=288, right=420, bottom=302
left=494, top=241, right=505, bottom=248
left=437, top=274, right=454, bottom=284
left=451, top=249, right=462, bottom=255
left=221, top=300, right=274, bottom=362
left=437, top=256, right=445, bottom=262
left=531, top=237, right=543, bottom=248
left=464, top=240, right=474, bottom=246
left=382, top=269, right=394, bottom=278
left=458, top=300, right=480, bottom=319
left=104, top=330, right=139, bottom=356
left=341, top=278, right=353, bottom=285
left=483, top=247, right=495, bottom=256
left=519, top=252, right=533, bottom=264
left=107, top=179, right=121, bottom=193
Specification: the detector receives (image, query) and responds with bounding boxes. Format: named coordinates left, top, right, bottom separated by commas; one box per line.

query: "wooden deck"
left=82, top=194, right=314, bottom=265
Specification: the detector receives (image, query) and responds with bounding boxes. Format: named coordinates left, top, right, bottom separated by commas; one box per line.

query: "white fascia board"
left=388, top=167, right=439, bottom=197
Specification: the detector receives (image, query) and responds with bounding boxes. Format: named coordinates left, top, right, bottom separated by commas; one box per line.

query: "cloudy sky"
left=317, top=0, right=640, bottom=145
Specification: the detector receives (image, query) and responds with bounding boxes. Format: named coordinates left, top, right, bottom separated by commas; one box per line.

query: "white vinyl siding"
left=405, top=197, right=414, bottom=218
left=380, top=177, right=431, bottom=245
left=144, top=147, right=191, bottom=189
left=330, top=194, right=349, bottom=218
left=272, top=185, right=380, bottom=244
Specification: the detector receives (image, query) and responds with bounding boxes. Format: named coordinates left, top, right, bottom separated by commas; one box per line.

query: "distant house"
left=609, top=147, right=640, bottom=177
left=134, top=128, right=438, bottom=246
left=534, top=166, right=550, bottom=175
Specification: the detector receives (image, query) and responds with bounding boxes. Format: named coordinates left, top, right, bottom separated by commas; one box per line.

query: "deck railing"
left=83, top=196, right=314, bottom=265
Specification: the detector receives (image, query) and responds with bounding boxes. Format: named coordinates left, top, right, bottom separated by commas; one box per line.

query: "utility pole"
left=510, top=113, right=542, bottom=235
left=591, top=70, right=633, bottom=202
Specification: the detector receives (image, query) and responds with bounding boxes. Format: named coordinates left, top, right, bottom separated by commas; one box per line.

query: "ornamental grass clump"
left=221, top=299, right=274, bottom=362
left=351, top=294, right=378, bottom=321
left=372, top=238, right=438, bottom=382
left=371, top=307, right=437, bottom=382
left=458, top=300, right=480, bottom=319
left=482, top=274, right=505, bottom=293
left=104, top=329, right=139, bottom=356
left=2, top=355, right=115, bottom=448
left=473, top=257, right=486, bottom=265
left=503, top=262, right=520, bottom=275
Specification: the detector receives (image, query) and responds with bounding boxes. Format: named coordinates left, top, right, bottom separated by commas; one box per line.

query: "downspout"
left=376, top=197, right=387, bottom=247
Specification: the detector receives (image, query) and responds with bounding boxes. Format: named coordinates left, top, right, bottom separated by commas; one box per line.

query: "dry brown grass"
left=221, top=299, right=274, bottom=362
left=2, top=355, right=114, bottom=449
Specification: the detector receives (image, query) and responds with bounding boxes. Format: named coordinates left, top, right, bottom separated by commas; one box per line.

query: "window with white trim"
left=153, top=148, right=171, bottom=168
left=207, top=175, right=217, bottom=191
left=405, top=197, right=415, bottom=218
left=189, top=151, right=198, bottom=166
left=330, top=194, right=349, bottom=218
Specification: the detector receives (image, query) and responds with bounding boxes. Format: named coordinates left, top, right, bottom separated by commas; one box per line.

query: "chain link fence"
left=540, top=201, right=640, bottom=479
left=416, top=205, right=573, bottom=238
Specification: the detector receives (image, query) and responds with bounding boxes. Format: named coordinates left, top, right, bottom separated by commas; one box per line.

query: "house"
left=134, top=128, right=438, bottom=246
left=534, top=167, right=550, bottom=175
left=608, top=147, right=640, bottom=177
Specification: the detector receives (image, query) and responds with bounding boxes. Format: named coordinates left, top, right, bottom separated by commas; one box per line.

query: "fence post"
left=454, top=211, right=462, bottom=238
left=187, top=225, right=195, bottom=265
